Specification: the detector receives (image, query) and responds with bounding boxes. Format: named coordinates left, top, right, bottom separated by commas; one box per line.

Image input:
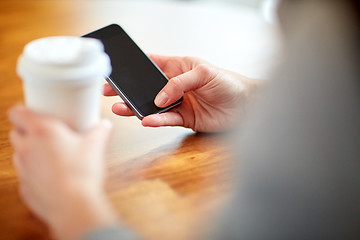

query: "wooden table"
left=0, top=1, right=247, bottom=239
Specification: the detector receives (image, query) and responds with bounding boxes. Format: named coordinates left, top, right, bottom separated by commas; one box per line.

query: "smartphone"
left=82, top=24, right=182, bottom=119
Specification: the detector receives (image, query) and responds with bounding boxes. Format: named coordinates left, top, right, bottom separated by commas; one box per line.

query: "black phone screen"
left=83, top=24, right=181, bottom=118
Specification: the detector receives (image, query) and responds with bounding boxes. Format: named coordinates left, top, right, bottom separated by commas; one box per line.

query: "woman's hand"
left=104, top=54, right=258, bottom=133
left=8, top=105, right=118, bottom=240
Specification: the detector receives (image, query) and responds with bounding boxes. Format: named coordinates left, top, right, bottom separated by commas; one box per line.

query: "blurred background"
left=1, top=0, right=280, bottom=79
left=78, top=0, right=280, bottom=79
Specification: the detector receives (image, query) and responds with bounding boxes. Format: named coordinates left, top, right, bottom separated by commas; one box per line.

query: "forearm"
left=49, top=191, right=120, bottom=240
left=236, top=72, right=264, bottom=105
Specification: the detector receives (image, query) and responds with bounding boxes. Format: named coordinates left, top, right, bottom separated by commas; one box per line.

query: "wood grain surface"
left=0, top=1, right=233, bottom=239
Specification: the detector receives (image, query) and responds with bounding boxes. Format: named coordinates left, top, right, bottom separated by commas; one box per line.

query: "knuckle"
left=196, top=63, right=213, bottom=77
left=32, top=123, right=50, bottom=137
left=31, top=119, right=60, bottom=138
left=169, top=76, right=181, bottom=87
left=182, top=56, right=196, bottom=69
left=182, top=56, right=193, bottom=63
left=168, top=76, right=183, bottom=94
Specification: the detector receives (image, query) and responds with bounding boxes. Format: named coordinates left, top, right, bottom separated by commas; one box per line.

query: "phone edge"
left=84, top=24, right=183, bottom=120
left=105, top=76, right=182, bottom=120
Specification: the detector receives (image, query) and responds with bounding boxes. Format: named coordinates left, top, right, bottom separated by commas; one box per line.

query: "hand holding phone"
left=85, top=24, right=252, bottom=132
left=104, top=53, right=252, bottom=133
left=83, top=24, right=182, bottom=119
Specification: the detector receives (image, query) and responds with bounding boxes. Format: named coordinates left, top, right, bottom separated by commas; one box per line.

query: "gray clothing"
left=82, top=227, right=140, bottom=240
left=212, top=1, right=360, bottom=239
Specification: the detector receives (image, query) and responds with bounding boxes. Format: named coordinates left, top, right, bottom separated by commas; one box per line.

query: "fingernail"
left=155, top=91, right=169, bottom=107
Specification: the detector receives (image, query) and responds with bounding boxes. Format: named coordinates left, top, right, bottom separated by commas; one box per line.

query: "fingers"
left=85, top=119, right=113, bottom=157
left=154, top=63, right=218, bottom=107
left=148, top=54, right=183, bottom=79
left=111, top=102, right=134, bottom=116
left=142, top=112, right=184, bottom=128
left=11, top=147, right=32, bottom=188
left=103, top=83, right=118, bottom=96
left=148, top=54, right=173, bottom=72
left=8, top=105, right=67, bottom=136
left=12, top=152, right=25, bottom=179
left=104, top=84, right=134, bottom=116
left=8, top=105, right=31, bottom=134
left=112, top=102, right=185, bottom=128
left=9, top=129, right=26, bottom=156
left=148, top=54, right=200, bottom=79
left=87, top=119, right=113, bottom=141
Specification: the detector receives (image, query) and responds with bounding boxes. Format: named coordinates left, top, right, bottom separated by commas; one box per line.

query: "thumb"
left=85, top=119, right=113, bottom=154
left=154, top=64, right=217, bottom=107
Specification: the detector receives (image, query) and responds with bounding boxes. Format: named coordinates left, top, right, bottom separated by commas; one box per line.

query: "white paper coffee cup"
left=17, top=36, right=111, bottom=131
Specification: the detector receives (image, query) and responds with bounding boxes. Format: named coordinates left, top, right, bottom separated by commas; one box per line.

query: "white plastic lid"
left=17, top=36, right=111, bottom=85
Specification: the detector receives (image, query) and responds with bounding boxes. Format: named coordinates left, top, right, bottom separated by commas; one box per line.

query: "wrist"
left=49, top=190, right=118, bottom=240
